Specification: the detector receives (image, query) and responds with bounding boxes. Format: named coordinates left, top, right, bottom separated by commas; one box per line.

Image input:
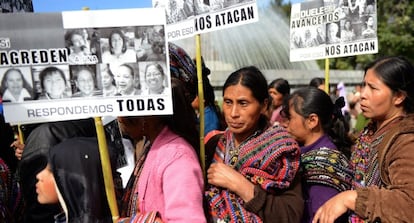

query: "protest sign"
left=0, top=8, right=172, bottom=124
left=289, top=0, right=378, bottom=62
left=153, top=0, right=259, bottom=41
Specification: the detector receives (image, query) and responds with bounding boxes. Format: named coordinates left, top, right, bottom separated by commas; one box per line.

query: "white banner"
left=153, top=0, right=259, bottom=41
left=289, top=0, right=378, bottom=62
left=0, top=8, right=173, bottom=124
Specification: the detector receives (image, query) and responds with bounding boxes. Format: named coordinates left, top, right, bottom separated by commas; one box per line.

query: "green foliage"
left=271, top=0, right=291, bottom=18
left=377, top=0, right=414, bottom=63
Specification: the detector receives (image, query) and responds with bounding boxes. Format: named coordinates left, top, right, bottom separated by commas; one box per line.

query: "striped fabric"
left=206, top=125, right=300, bottom=223
left=349, top=117, right=401, bottom=222
left=0, top=158, right=22, bottom=223
left=349, top=121, right=382, bottom=222
left=301, top=147, right=352, bottom=192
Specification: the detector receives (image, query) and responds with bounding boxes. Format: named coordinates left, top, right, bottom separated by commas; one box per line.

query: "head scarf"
left=49, top=137, right=113, bottom=223
left=168, top=42, right=197, bottom=102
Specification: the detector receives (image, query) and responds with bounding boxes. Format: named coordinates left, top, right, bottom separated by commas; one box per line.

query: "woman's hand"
left=207, top=162, right=255, bottom=202
left=312, top=190, right=357, bottom=223
left=10, top=139, right=25, bottom=160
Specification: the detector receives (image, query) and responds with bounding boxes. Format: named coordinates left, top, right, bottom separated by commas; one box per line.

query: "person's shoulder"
left=155, top=129, right=195, bottom=152
left=101, top=50, right=111, bottom=57
left=1, top=94, right=13, bottom=102
left=125, top=48, right=136, bottom=54
left=37, top=94, right=47, bottom=100
left=266, top=124, right=290, bottom=135
left=72, top=92, right=82, bottom=97
left=150, top=132, right=199, bottom=168
left=393, top=115, right=414, bottom=133
left=101, top=51, right=113, bottom=62
left=134, top=88, right=142, bottom=95
left=124, top=49, right=137, bottom=57
left=93, top=90, right=103, bottom=96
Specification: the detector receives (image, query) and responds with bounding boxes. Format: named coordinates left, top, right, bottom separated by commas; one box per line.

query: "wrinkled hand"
left=207, top=162, right=242, bottom=191
left=312, top=190, right=357, bottom=223
left=10, top=139, right=25, bottom=160
left=207, top=162, right=255, bottom=202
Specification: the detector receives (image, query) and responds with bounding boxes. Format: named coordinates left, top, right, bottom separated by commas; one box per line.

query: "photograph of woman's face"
left=145, top=64, right=164, bottom=92
left=110, top=33, right=124, bottom=55
left=5, top=69, right=24, bottom=95
left=115, top=65, right=134, bottom=94
left=70, top=33, right=86, bottom=53
left=76, top=69, right=95, bottom=96
left=43, top=71, right=66, bottom=99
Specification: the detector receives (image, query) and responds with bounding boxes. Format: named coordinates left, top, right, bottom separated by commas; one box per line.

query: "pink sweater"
left=137, top=127, right=206, bottom=223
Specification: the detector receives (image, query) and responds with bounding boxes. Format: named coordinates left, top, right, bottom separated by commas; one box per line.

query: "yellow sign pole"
left=17, top=123, right=24, bottom=144
left=325, top=58, right=330, bottom=94
left=195, top=34, right=206, bottom=177
left=81, top=6, right=118, bottom=222
left=94, top=117, right=119, bottom=222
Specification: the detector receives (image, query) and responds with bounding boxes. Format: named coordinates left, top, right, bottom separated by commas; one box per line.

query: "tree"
left=377, top=0, right=414, bottom=63
left=325, top=0, right=414, bottom=69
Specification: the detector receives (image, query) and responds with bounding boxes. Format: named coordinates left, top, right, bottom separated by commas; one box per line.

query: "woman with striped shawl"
left=281, top=87, right=353, bottom=223
left=205, top=66, right=303, bottom=223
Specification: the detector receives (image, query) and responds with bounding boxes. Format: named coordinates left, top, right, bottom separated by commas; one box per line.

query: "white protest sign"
left=289, top=0, right=378, bottom=62
left=0, top=8, right=173, bottom=124
left=153, top=0, right=259, bottom=41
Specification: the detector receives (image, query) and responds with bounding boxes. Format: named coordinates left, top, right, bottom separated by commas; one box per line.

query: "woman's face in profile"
left=115, top=65, right=134, bottom=94
left=145, top=65, right=164, bottom=91
left=5, top=70, right=24, bottom=95
left=360, top=69, right=396, bottom=121
left=282, top=99, right=310, bottom=143
left=76, top=69, right=95, bottom=96
left=35, top=164, right=58, bottom=204
left=43, top=71, right=66, bottom=99
left=110, top=33, right=124, bottom=55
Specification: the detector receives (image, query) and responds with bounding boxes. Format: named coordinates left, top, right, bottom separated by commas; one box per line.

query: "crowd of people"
left=1, top=40, right=414, bottom=223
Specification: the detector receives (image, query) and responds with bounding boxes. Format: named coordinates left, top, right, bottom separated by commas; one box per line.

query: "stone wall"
left=209, top=69, right=364, bottom=88
left=207, top=69, right=364, bottom=102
